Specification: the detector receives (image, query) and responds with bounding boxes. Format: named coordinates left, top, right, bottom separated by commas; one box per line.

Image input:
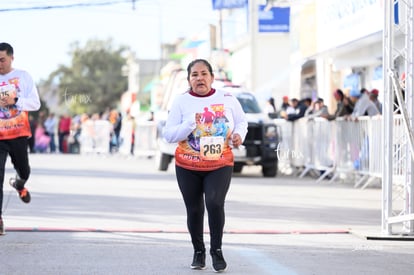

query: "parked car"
left=154, top=69, right=280, bottom=177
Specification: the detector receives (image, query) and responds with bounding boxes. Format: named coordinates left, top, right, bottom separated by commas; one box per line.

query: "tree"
left=42, top=38, right=128, bottom=115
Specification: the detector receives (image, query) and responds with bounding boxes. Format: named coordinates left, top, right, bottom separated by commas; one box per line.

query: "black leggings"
left=175, top=165, right=233, bottom=252
left=0, top=137, right=31, bottom=216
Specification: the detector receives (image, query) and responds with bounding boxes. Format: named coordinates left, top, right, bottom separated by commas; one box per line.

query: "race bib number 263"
left=200, top=136, right=224, bottom=160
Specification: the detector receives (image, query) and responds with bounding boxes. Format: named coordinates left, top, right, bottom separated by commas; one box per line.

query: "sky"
left=2, top=0, right=219, bottom=82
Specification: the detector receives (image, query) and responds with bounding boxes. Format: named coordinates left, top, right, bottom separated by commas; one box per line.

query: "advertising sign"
left=258, top=5, right=290, bottom=33
left=212, top=0, right=247, bottom=10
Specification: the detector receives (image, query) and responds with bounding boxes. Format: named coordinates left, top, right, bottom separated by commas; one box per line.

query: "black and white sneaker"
left=211, top=249, right=227, bottom=272
left=190, top=250, right=206, bottom=270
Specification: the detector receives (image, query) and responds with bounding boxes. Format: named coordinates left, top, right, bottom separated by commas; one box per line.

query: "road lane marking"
left=236, top=247, right=297, bottom=275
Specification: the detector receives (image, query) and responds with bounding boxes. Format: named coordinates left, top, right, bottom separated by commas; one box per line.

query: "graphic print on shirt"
left=188, top=104, right=230, bottom=160
left=0, top=78, right=31, bottom=139
left=0, top=81, right=19, bottom=119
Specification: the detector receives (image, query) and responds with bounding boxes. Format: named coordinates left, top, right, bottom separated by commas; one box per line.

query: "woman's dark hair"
left=335, top=89, right=344, bottom=100
left=186, top=59, right=214, bottom=81
left=0, top=42, right=14, bottom=55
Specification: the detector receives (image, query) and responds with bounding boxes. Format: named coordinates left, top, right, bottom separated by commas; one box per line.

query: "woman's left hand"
left=231, top=133, right=242, bottom=148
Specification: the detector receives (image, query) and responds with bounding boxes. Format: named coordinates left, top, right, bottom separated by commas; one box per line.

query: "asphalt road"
left=0, top=153, right=413, bottom=275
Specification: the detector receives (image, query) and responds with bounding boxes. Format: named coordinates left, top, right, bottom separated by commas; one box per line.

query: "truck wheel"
left=233, top=163, right=243, bottom=173
left=262, top=161, right=278, bottom=177
left=156, top=152, right=172, bottom=171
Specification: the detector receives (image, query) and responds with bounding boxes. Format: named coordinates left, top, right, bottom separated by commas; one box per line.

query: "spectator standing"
left=264, top=97, right=277, bottom=118
left=308, top=98, right=330, bottom=119
left=282, top=97, right=312, bottom=121
left=349, top=88, right=380, bottom=118
left=163, top=59, right=247, bottom=272
left=28, top=115, right=37, bottom=153
left=44, top=112, right=57, bottom=153
left=109, top=109, right=122, bottom=153
left=117, top=110, right=135, bottom=156
left=129, top=114, right=135, bottom=156
left=0, top=42, right=41, bottom=235
left=148, top=111, right=154, bottom=121
left=279, top=97, right=297, bottom=118
left=58, top=115, right=71, bottom=153
left=330, top=88, right=354, bottom=119
left=67, top=115, right=82, bottom=154
left=369, top=89, right=382, bottom=114
left=280, top=96, right=290, bottom=110
left=34, top=124, right=50, bottom=153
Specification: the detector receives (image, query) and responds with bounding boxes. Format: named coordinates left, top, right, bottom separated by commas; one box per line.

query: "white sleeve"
left=15, top=71, right=41, bottom=111
left=162, top=96, right=196, bottom=143
left=231, top=97, right=248, bottom=142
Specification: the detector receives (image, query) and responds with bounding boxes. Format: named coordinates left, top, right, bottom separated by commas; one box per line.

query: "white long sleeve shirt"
left=163, top=89, right=248, bottom=171
left=0, top=69, right=41, bottom=139
left=351, top=93, right=380, bottom=117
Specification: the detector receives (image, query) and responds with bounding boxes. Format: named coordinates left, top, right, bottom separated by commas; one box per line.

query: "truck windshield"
left=236, top=93, right=262, bottom=114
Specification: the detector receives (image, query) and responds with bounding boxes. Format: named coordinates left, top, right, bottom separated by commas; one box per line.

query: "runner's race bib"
left=0, top=84, right=16, bottom=100
left=200, top=136, right=224, bottom=160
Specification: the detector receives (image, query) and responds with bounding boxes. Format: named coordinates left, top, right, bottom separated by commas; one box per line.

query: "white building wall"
left=315, top=58, right=331, bottom=104
left=228, top=0, right=291, bottom=106
left=288, top=0, right=387, bottom=111
left=314, top=0, right=384, bottom=95
left=252, top=34, right=291, bottom=102
left=315, top=0, right=383, bottom=54
left=228, top=43, right=251, bottom=87
left=228, top=32, right=291, bottom=106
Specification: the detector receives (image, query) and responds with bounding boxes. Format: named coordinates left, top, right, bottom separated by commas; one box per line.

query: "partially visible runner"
left=163, top=59, right=248, bottom=272
left=0, top=42, right=41, bottom=235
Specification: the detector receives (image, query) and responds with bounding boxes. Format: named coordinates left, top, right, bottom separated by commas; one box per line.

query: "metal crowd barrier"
left=78, top=119, right=157, bottom=157
left=117, top=120, right=157, bottom=157
left=79, top=119, right=112, bottom=154
left=77, top=114, right=402, bottom=190
left=291, top=118, right=308, bottom=169
left=133, top=121, right=157, bottom=156
left=273, top=119, right=294, bottom=174
left=274, top=115, right=400, bottom=189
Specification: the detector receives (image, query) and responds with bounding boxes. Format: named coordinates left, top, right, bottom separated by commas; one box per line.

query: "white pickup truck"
left=154, top=69, right=280, bottom=177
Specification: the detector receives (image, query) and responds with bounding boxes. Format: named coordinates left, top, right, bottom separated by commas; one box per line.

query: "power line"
left=0, top=0, right=132, bottom=12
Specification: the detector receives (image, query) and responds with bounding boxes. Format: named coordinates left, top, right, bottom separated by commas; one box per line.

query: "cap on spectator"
left=349, top=89, right=361, bottom=98
left=371, top=89, right=379, bottom=96
left=282, top=95, right=289, bottom=100
left=333, top=88, right=343, bottom=98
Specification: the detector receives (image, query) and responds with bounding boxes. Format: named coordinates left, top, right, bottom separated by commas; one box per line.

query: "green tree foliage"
left=44, top=38, right=128, bottom=115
